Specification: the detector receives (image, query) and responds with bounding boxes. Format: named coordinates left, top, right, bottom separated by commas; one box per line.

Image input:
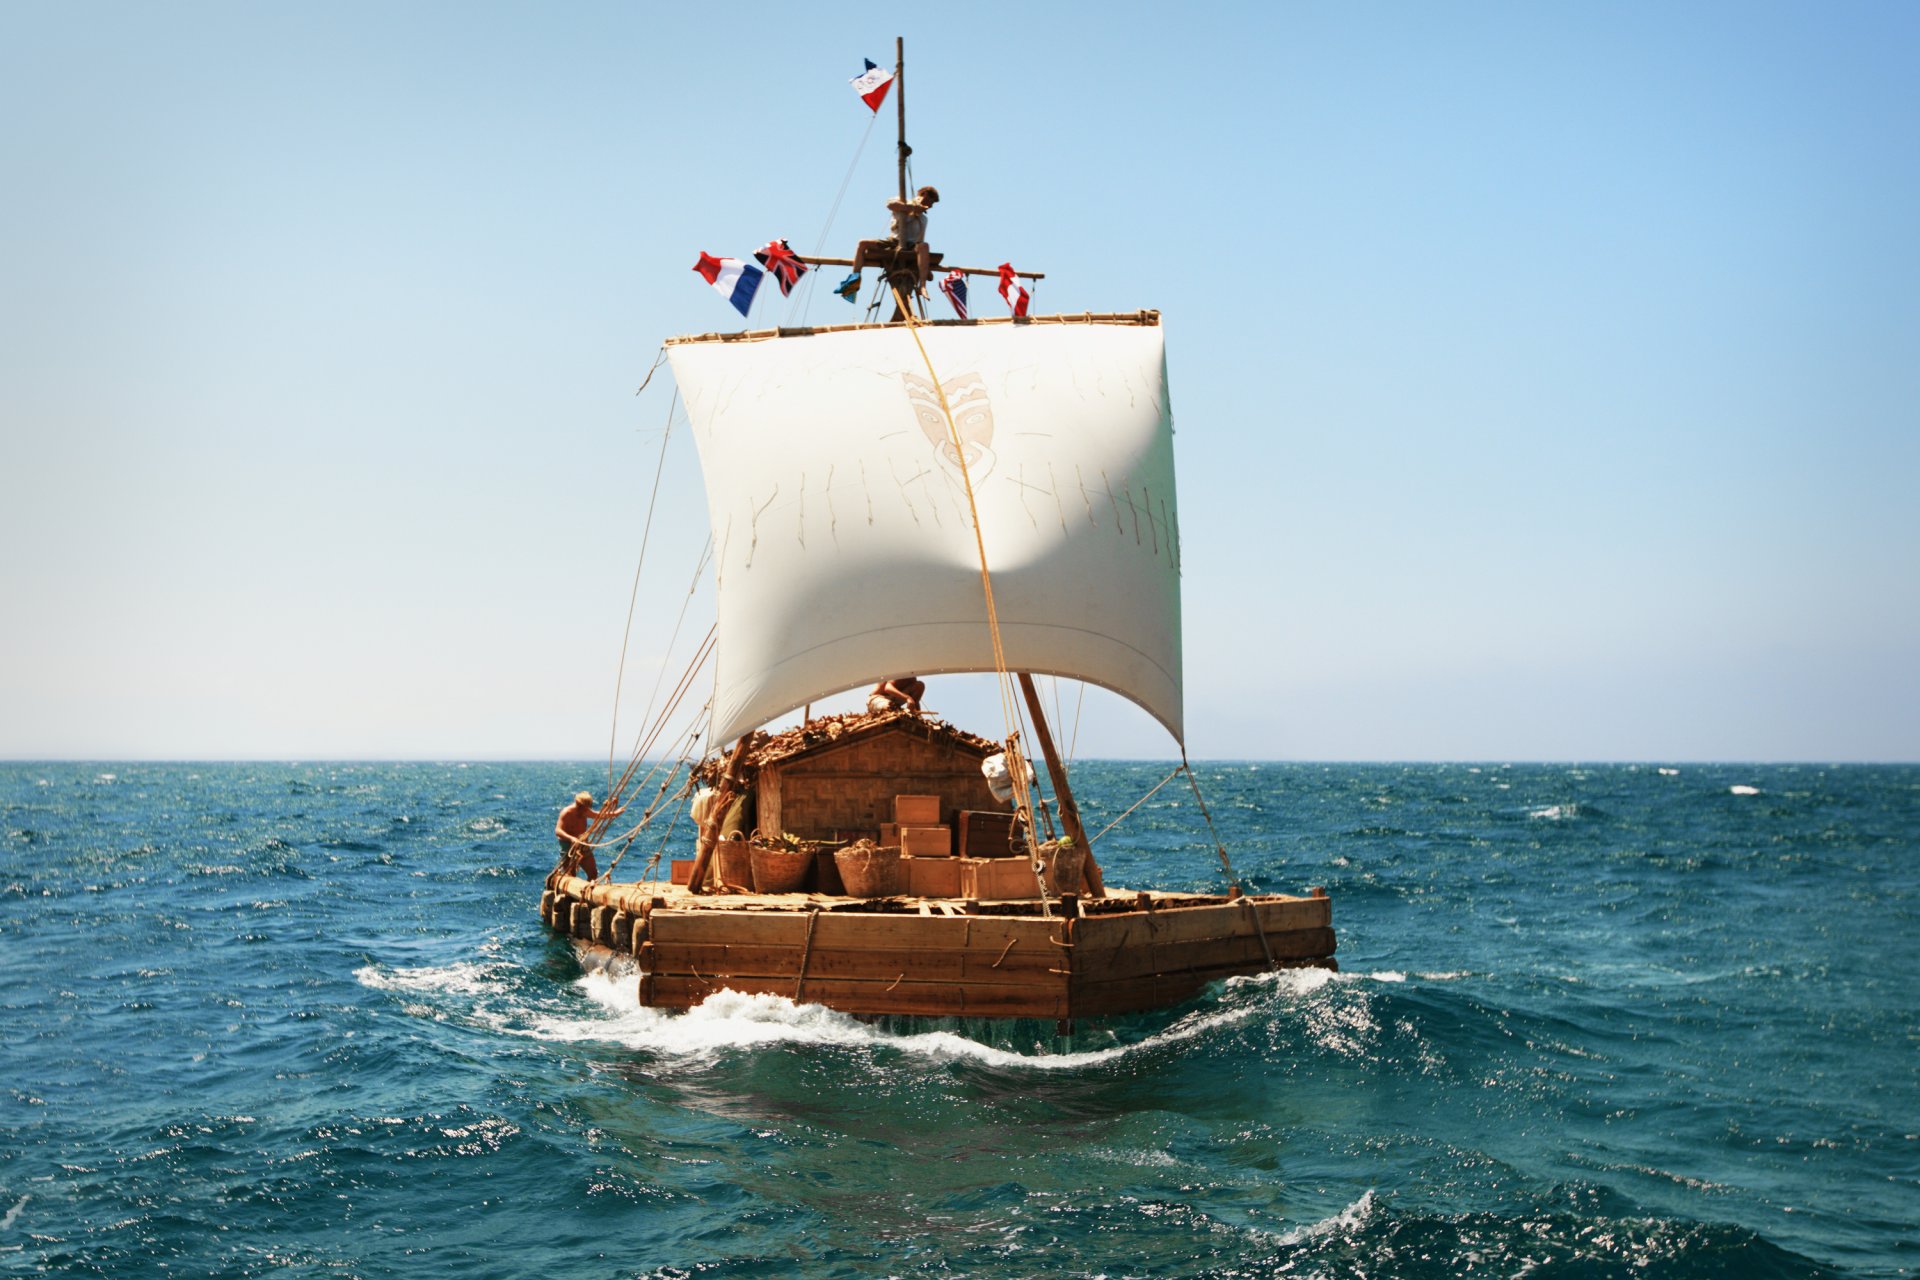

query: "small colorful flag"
left=693, top=251, right=763, bottom=317
left=850, top=58, right=894, bottom=113
left=753, top=239, right=810, bottom=296
left=835, top=270, right=861, bottom=304
left=997, top=263, right=1030, bottom=317
left=940, top=270, right=969, bottom=320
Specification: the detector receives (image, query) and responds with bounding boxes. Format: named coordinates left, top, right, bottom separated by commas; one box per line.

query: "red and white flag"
left=850, top=58, right=893, bottom=113
left=997, top=263, right=1030, bottom=317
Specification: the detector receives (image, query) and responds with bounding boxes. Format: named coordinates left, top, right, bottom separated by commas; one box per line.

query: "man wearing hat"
left=555, top=790, right=622, bottom=880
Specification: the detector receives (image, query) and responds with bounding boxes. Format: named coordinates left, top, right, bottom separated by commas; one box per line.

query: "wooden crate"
left=879, top=822, right=900, bottom=848
left=670, top=859, right=695, bottom=885
left=961, top=856, right=1042, bottom=900
left=900, top=824, right=952, bottom=857
left=906, top=856, right=963, bottom=897
left=957, top=809, right=1017, bottom=857
left=894, top=794, right=942, bottom=825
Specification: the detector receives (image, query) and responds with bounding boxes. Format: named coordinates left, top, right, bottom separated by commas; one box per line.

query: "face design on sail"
left=901, top=371, right=996, bottom=483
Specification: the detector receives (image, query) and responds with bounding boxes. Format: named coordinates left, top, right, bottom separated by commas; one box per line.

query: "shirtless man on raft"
left=867, top=676, right=926, bottom=715
left=555, top=791, right=622, bottom=880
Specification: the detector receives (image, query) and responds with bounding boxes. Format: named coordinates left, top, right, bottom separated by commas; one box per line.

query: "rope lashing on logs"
left=793, top=908, right=821, bottom=1002
left=1237, top=895, right=1281, bottom=972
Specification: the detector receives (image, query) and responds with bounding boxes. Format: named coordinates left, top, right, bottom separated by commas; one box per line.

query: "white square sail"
left=667, top=320, right=1183, bottom=746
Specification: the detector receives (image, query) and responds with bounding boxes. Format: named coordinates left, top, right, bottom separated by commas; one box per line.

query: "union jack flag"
left=753, top=239, right=810, bottom=296
left=940, top=270, right=969, bottom=320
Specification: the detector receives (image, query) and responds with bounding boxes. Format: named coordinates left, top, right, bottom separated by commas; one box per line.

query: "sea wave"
left=552, top=962, right=1348, bottom=1070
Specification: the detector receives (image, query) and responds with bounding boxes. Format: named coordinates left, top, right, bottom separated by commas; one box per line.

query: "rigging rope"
left=892, top=285, right=1058, bottom=911
left=632, top=346, right=668, bottom=397
left=608, top=387, right=682, bottom=793
left=1179, top=745, right=1244, bottom=892
left=790, top=109, right=881, bottom=329
left=1086, top=762, right=1186, bottom=846
left=890, top=284, right=1024, bottom=745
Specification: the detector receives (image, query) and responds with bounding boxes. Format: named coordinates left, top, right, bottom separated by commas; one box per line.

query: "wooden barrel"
left=750, top=843, right=813, bottom=894
left=1043, top=843, right=1086, bottom=896
left=835, top=845, right=904, bottom=897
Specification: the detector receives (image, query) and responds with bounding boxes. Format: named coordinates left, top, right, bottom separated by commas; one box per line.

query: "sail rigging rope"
left=572, top=629, right=717, bottom=870
left=1085, top=762, right=1186, bottom=846
left=891, top=285, right=1060, bottom=911
left=608, top=387, right=683, bottom=793
left=632, top=346, right=668, bottom=397
left=618, top=533, right=714, bottom=768
left=790, top=109, right=882, bottom=330
left=889, top=283, right=1024, bottom=745
left=1178, top=746, right=1245, bottom=892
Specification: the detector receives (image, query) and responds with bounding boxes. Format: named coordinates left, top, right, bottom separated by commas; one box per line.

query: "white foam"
left=1729, top=784, right=1760, bottom=796
left=546, top=966, right=1302, bottom=1069
left=354, top=961, right=506, bottom=999
left=1270, top=1190, right=1376, bottom=1246
left=360, top=949, right=1350, bottom=1069
left=0, top=1196, right=25, bottom=1231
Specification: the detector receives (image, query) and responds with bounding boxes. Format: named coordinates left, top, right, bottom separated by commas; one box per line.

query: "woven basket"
left=713, top=836, right=754, bottom=891
left=834, top=844, right=904, bottom=898
left=749, top=843, right=813, bottom=894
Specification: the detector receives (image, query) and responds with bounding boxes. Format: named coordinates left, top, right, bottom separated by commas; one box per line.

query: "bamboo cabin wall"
left=756, top=725, right=1005, bottom=841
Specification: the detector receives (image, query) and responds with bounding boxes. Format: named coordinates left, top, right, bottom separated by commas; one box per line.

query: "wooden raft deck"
left=540, top=876, right=1336, bottom=1021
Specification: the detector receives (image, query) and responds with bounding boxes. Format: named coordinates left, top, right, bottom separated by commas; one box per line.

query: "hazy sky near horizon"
left=3, top=1, right=1916, bottom=762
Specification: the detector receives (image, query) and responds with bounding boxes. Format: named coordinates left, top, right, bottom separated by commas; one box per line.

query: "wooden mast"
left=1016, top=673, right=1107, bottom=897
left=895, top=36, right=907, bottom=205
left=686, top=735, right=755, bottom=895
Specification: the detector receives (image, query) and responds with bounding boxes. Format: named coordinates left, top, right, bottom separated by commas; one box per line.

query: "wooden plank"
left=648, top=910, right=813, bottom=947
left=1076, top=896, right=1330, bottom=951
left=643, top=973, right=1070, bottom=1019
left=663, top=312, right=1155, bottom=351
left=646, top=940, right=1065, bottom=986
left=1071, top=957, right=1337, bottom=1019
left=1077, top=927, right=1336, bottom=983
left=648, top=908, right=1061, bottom=953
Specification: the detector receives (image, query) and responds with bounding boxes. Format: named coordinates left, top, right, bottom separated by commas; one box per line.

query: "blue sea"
left=2, top=761, right=1914, bottom=1278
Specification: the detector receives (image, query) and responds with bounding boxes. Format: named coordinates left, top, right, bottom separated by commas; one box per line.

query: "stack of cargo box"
left=895, top=794, right=962, bottom=896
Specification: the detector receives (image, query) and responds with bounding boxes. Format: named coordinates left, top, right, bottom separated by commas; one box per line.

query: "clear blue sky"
left=3, top=1, right=1915, bottom=761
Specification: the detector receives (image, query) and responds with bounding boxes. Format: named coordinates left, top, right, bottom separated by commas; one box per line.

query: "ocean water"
left=2, top=760, right=1914, bottom=1278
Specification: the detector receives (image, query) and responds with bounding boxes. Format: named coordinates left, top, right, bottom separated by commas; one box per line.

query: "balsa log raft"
left=540, top=878, right=1336, bottom=1020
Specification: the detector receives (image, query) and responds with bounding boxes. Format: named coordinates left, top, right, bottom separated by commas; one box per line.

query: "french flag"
left=997, top=262, right=1030, bottom=317
left=850, top=58, right=893, bottom=113
left=693, top=252, right=763, bottom=317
